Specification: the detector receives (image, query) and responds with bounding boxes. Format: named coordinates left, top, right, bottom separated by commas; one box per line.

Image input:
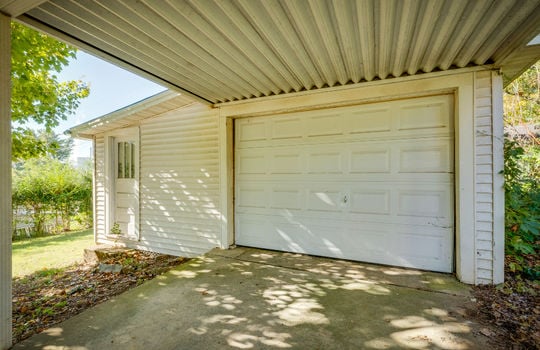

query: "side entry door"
left=108, top=128, right=139, bottom=240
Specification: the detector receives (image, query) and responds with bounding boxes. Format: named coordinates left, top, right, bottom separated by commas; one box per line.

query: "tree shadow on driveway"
left=13, top=247, right=491, bottom=350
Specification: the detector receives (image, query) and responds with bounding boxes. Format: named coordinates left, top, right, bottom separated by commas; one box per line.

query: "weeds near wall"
left=503, top=139, right=540, bottom=279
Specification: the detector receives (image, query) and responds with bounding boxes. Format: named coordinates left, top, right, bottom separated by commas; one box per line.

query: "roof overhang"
left=4, top=0, right=540, bottom=104
left=67, top=91, right=195, bottom=139
left=0, top=0, right=47, bottom=17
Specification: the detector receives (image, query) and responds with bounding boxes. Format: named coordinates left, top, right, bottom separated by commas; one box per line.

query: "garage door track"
left=13, top=247, right=490, bottom=349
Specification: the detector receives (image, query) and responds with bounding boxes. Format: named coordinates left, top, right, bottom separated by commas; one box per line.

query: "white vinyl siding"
left=94, top=103, right=221, bottom=257
left=138, top=104, right=221, bottom=256
left=474, top=71, right=503, bottom=284
left=94, top=135, right=107, bottom=241
left=88, top=70, right=504, bottom=284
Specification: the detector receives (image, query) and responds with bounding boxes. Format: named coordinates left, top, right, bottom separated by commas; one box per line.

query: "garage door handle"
left=343, top=195, right=349, bottom=203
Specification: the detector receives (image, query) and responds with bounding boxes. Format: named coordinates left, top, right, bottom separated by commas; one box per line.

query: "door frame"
left=104, top=126, right=140, bottom=241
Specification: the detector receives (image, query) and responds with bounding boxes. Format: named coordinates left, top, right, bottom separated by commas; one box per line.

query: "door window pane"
left=117, top=142, right=124, bottom=178
left=124, top=142, right=131, bottom=178
left=117, top=141, right=136, bottom=179
left=130, top=142, right=135, bottom=178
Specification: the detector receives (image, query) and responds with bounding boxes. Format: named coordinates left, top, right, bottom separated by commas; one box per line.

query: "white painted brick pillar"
left=0, top=13, right=12, bottom=349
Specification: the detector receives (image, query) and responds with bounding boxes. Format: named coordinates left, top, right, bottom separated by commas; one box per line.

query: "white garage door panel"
left=236, top=214, right=451, bottom=272
left=238, top=139, right=453, bottom=176
left=236, top=181, right=453, bottom=226
left=235, top=95, right=454, bottom=272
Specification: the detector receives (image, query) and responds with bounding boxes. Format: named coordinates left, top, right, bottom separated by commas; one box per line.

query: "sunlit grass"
left=12, top=229, right=94, bottom=277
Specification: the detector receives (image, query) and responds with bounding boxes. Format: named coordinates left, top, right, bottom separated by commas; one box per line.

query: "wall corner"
left=218, top=109, right=234, bottom=249
left=455, top=74, right=476, bottom=285
left=491, top=71, right=505, bottom=284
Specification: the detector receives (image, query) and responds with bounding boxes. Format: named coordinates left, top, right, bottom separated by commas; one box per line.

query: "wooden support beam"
left=0, top=12, right=12, bottom=350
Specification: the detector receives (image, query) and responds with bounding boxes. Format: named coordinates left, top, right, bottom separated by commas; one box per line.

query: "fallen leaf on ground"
left=12, top=250, right=188, bottom=345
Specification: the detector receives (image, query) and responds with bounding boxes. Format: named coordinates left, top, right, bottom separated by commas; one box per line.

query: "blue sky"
left=56, top=51, right=166, bottom=160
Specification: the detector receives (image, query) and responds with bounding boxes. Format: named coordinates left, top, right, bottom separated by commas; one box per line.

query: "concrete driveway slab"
left=13, top=247, right=490, bottom=350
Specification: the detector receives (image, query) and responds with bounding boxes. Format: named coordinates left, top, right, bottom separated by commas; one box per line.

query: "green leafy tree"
left=11, top=22, right=89, bottom=160
left=74, top=161, right=93, bottom=229
left=503, top=60, right=540, bottom=278
left=503, top=141, right=540, bottom=277
left=12, top=131, right=73, bottom=170
left=12, top=159, right=50, bottom=234
left=12, top=158, right=92, bottom=235
left=504, top=60, right=539, bottom=138
left=38, top=130, right=74, bottom=161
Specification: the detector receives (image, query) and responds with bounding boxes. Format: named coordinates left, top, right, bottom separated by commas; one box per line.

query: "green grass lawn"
left=12, top=229, right=94, bottom=277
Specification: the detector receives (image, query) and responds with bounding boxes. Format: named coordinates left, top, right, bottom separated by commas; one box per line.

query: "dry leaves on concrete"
left=12, top=250, right=187, bottom=345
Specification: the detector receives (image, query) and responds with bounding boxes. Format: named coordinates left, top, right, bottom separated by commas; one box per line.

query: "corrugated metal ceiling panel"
left=21, top=0, right=540, bottom=103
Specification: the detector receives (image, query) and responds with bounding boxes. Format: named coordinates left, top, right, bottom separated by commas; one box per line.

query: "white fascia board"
left=67, top=90, right=178, bottom=138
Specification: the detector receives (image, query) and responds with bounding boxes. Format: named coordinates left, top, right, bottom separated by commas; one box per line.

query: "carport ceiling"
left=3, top=0, right=540, bottom=104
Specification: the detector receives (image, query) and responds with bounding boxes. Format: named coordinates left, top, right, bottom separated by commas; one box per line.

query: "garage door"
left=235, top=95, right=454, bottom=272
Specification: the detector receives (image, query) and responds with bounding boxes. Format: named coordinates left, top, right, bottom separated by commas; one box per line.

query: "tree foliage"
left=11, top=22, right=89, bottom=160
left=37, top=130, right=74, bottom=161
left=12, top=158, right=92, bottom=234
left=503, top=60, right=540, bottom=278
left=503, top=141, right=540, bottom=277
left=504, top=61, right=539, bottom=129
left=12, top=131, right=73, bottom=169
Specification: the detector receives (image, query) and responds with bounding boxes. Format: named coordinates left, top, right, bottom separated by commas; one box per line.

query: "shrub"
left=12, top=158, right=92, bottom=237
left=503, top=139, right=540, bottom=278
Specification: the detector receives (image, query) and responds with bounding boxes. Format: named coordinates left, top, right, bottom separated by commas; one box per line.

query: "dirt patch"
left=12, top=249, right=188, bottom=345
left=469, top=256, right=540, bottom=350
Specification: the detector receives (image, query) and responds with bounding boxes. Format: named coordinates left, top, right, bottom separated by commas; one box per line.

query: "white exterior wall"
left=94, top=136, right=106, bottom=241
left=219, top=68, right=505, bottom=285
left=138, top=104, right=221, bottom=256
left=474, top=71, right=505, bottom=284
left=94, top=103, right=222, bottom=257
left=90, top=68, right=504, bottom=284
